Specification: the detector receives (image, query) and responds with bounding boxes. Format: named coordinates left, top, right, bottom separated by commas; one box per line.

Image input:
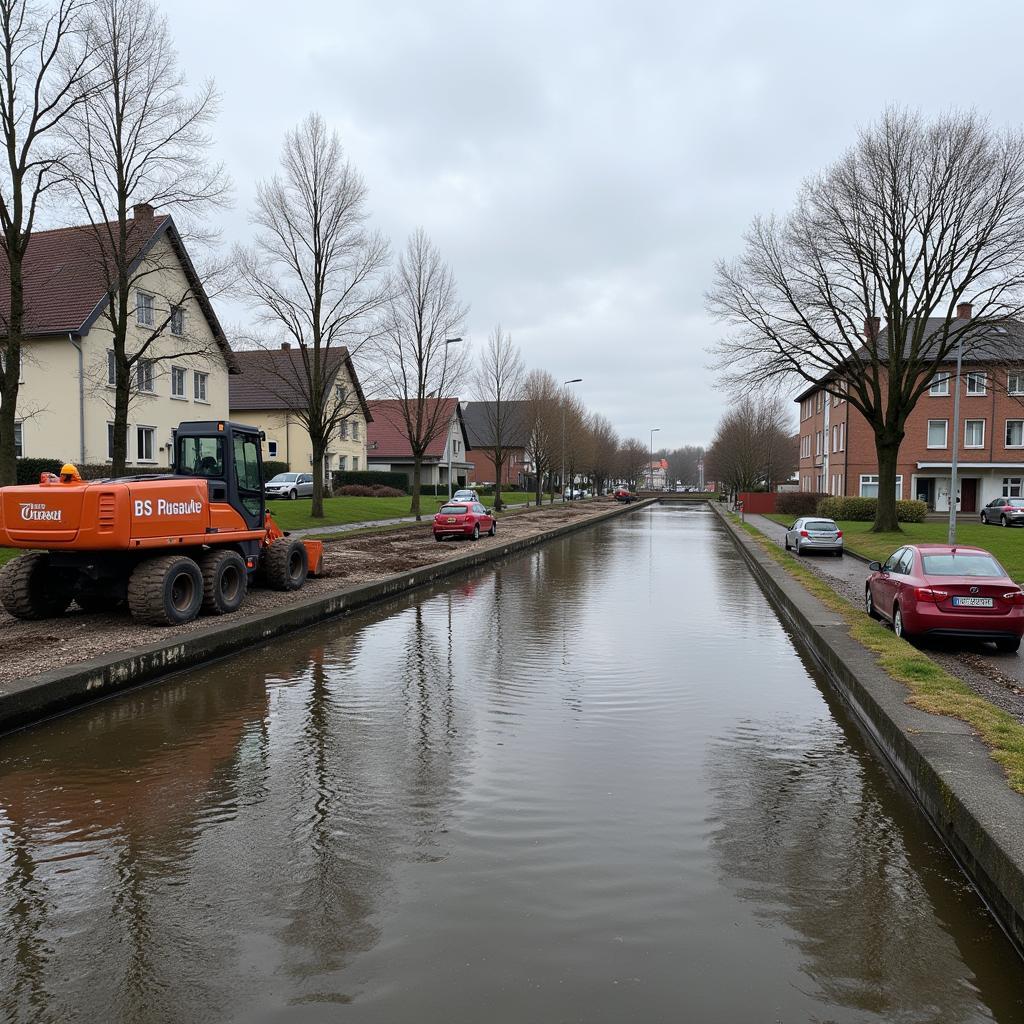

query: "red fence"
left=736, top=492, right=777, bottom=514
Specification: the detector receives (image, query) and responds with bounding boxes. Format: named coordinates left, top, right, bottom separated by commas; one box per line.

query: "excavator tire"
left=199, top=549, right=248, bottom=615
left=127, top=555, right=204, bottom=625
left=0, top=552, right=72, bottom=619
left=263, top=537, right=308, bottom=591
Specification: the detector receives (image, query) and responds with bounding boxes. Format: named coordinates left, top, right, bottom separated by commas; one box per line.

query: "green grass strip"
left=733, top=514, right=1024, bottom=794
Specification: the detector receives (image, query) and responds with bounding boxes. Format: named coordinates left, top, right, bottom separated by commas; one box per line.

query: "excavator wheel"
left=127, top=555, right=204, bottom=626
left=199, top=549, right=248, bottom=615
left=0, top=552, right=72, bottom=620
left=263, top=537, right=308, bottom=591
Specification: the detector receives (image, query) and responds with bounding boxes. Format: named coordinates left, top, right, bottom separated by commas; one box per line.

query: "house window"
left=351, top=420, right=359, bottom=441
left=929, top=374, right=950, bottom=396
left=267, top=440, right=278, bottom=458
left=136, top=291, right=155, bottom=327
left=171, top=366, right=187, bottom=399
left=1009, top=373, right=1024, bottom=396
left=338, top=455, right=347, bottom=471
left=136, top=425, right=155, bottom=462
left=860, top=475, right=903, bottom=499
left=107, top=423, right=115, bottom=460
left=136, top=359, right=155, bottom=393
left=107, top=349, right=117, bottom=386
left=13, top=420, right=22, bottom=457
left=193, top=371, right=208, bottom=403
left=927, top=419, right=948, bottom=448
left=966, top=372, right=987, bottom=395
left=964, top=419, right=985, bottom=448
left=336, top=384, right=347, bottom=405
left=1003, top=477, right=1024, bottom=498
left=339, top=419, right=348, bottom=440
left=815, top=431, right=822, bottom=456
left=170, top=305, right=184, bottom=336
left=352, top=456, right=359, bottom=470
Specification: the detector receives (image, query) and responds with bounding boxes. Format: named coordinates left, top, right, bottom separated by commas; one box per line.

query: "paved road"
left=744, top=514, right=1024, bottom=721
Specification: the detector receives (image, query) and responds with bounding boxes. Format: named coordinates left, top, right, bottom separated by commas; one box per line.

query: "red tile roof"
left=229, top=346, right=372, bottom=421
left=367, top=398, right=465, bottom=459
left=0, top=213, right=235, bottom=369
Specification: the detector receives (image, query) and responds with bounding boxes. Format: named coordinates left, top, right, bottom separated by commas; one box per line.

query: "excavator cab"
left=174, top=421, right=265, bottom=531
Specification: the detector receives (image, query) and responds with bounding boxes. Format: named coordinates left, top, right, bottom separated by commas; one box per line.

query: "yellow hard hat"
left=59, top=463, right=82, bottom=482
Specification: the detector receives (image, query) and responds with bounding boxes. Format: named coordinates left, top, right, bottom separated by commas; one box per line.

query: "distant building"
left=366, top=398, right=472, bottom=489
left=646, top=459, right=668, bottom=489
left=461, top=400, right=532, bottom=487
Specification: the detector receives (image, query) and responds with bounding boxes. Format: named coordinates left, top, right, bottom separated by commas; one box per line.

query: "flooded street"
left=1, top=504, right=1022, bottom=1022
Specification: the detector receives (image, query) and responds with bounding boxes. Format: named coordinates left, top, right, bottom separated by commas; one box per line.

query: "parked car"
left=613, top=487, right=635, bottom=503
left=452, top=488, right=480, bottom=504
left=265, top=472, right=314, bottom=500
left=783, top=517, right=843, bottom=556
left=433, top=502, right=496, bottom=541
left=865, top=544, right=1024, bottom=651
left=980, top=498, right=1024, bottom=527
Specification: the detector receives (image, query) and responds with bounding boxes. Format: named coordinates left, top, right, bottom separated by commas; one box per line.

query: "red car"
left=865, top=543, right=1024, bottom=652
left=613, top=487, right=635, bottom=503
left=433, top=501, right=496, bottom=542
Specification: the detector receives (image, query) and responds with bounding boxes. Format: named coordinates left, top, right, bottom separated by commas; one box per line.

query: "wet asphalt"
left=745, top=514, right=1024, bottom=722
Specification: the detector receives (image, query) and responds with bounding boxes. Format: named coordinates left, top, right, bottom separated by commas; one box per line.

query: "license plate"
left=447, top=517, right=456, bottom=523
left=952, top=596, right=993, bottom=607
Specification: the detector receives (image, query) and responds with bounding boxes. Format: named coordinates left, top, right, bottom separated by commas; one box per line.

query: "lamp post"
left=561, top=378, right=582, bottom=502
left=444, top=338, right=463, bottom=500
left=649, top=428, right=660, bottom=490
left=948, top=335, right=964, bottom=545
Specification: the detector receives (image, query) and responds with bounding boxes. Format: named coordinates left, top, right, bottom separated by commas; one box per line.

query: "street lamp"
left=561, top=378, right=583, bottom=502
left=445, top=338, right=463, bottom=499
left=649, top=428, right=660, bottom=490
left=948, top=335, right=964, bottom=544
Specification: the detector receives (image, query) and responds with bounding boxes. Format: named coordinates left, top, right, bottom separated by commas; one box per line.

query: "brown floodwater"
left=1, top=504, right=1022, bottom=1023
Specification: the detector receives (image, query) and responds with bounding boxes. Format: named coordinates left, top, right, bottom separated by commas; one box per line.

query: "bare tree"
left=665, top=445, right=704, bottom=488
left=704, top=395, right=795, bottom=499
left=471, top=324, right=523, bottom=511
left=556, top=387, right=586, bottom=500
left=375, top=228, right=468, bottom=519
left=709, top=108, right=1024, bottom=531
left=0, top=0, right=92, bottom=483
left=522, top=368, right=558, bottom=505
left=237, top=113, right=389, bottom=516
left=61, top=0, right=230, bottom=474
left=582, top=412, right=618, bottom=495
left=615, top=438, right=649, bottom=492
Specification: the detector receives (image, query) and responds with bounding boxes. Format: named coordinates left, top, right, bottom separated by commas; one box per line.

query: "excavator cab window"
left=177, top=436, right=225, bottom=478
left=233, top=433, right=263, bottom=521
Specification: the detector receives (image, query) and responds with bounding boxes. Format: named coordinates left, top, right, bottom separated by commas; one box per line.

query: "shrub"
left=16, top=458, right=161, bottom=484
left=776, top=491, right=827, bottom=516
left=816, top=496, right=929, bottom=523
left=331, top=470, right=408, bottom=492
left=263, top=460, right=290, bottom=479
left=335, top=484, right=406, bottom=498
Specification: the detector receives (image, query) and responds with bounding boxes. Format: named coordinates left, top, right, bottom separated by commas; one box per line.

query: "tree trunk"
left=311, top=445, right=325, bottom=518
left=493, top=449, right=504, bottom=511
left=0, top=258, right=25, bottom=486
left=534, top=463, right=543, bottom=506
left=872, top=433, right=903, bottom=533
left=411, top=455, right=423, bottom=520
left=111, top=373, right=131, bottom=476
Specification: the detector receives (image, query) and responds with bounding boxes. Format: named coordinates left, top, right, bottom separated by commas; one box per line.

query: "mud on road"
left=0, top=501, right=616, bottom=689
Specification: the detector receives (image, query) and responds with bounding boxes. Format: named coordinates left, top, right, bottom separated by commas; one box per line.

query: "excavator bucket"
left=303, top=539, right=324, bottom=577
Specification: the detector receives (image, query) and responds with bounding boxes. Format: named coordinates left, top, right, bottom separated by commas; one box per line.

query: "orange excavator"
left=0, top=420, right=323, bottom=625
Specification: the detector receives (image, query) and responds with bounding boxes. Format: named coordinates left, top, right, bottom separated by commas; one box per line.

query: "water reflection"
left=0, top=506, right=1020, bottom=1023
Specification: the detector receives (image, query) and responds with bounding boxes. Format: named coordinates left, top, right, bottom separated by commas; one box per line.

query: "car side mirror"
left=868, top=561, right=882, bottom=571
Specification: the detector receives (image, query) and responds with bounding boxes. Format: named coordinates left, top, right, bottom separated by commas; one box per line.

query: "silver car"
left=783, top=516, right=843, bottom=557
left=265, top=472, right=314, bottom=499
left=452, top=488, right=480, bottom=503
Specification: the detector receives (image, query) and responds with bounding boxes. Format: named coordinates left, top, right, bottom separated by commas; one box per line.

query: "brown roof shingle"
left=366, top=398, right=465, bottom=460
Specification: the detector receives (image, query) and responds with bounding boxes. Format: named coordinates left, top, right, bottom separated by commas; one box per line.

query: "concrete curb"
left=711, top=502, right=1024, bottom=956
left=0, top=500, right=655, bottom=736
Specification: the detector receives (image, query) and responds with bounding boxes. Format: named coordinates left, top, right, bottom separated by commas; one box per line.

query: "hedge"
left=15, top=458, right=163, bottom=484
left=335, top=484, right=405, bottom=498
left=331, top=469, right=409, bottom=492
left=263, top=460, right=290, bottom=479
left=817, top=496, right=928, bottom=523
left=776, top=491, right=827, bottom=516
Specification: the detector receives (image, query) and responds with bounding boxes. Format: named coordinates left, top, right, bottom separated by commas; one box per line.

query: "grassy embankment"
left=738, top=513, right=1024, bottom=794
left=766, top=515, right=1024, bottom=582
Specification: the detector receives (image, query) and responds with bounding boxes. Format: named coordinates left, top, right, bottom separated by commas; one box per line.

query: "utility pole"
left=649, top=428, right=660, bottom=490
left=445, top=338, right=463, bottom=500
left=561, top=378, right=582, bottom=501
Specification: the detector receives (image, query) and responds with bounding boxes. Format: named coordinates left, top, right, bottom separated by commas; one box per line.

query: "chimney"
left=132, top=202, right=154, bottom=223
left=280, top=342, right=291, bottom=350
left=864, top=316, right=880, bottom=340
left=957, top=302, right=973, bottom=320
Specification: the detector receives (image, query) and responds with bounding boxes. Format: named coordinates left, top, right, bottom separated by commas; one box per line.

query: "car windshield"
left=805, top=520, right=836, bottom=531
left=921, top=553, right=1006, bottom=577
left=439, top=504, right=469, bottom=515
left=453, top=491, right=474, bottom=498
left=269, top=474, right=298, bottom=483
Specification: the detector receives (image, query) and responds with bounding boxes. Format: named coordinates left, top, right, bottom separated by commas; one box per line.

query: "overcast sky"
left=159, top=0, right=1023, bottom=449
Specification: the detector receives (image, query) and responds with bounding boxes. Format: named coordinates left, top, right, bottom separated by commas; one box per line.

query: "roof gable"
left=366, top=398, right=466, bottom=459
left=461, top=401, right=530, bottom=448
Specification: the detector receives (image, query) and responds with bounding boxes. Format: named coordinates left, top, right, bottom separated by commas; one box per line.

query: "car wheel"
left=472, top=524, right=480, bottom=541
left=289, top=489, right=297, bottom=500
left=784, top=537, right=790, bottom=551
left=865, top=587, right=879, bottom=620
left=794, top=542, right=801, bottom=556
left=997, top=636, right=1022, bottom=654
left=488, top=520, right=496, bottom=537
left=981, top=513, right=988, bottom=524
left=435, top=534, right=444, bottom=543
left=893, top=604, right=908, bottom=640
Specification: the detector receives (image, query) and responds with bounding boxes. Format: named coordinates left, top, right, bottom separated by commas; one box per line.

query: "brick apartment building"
left=797, top=305, right=1024, bottom=513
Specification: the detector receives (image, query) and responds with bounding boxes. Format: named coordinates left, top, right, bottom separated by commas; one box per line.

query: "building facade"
left=2, top=206, right=234, bottom=467
left=367, top=398, right=472, bottom=488
left=229, top=344, right=371, bottom=476
left=796, top=309, right=1024, bottom=512
left=461, top=401, right=532, bottom=487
